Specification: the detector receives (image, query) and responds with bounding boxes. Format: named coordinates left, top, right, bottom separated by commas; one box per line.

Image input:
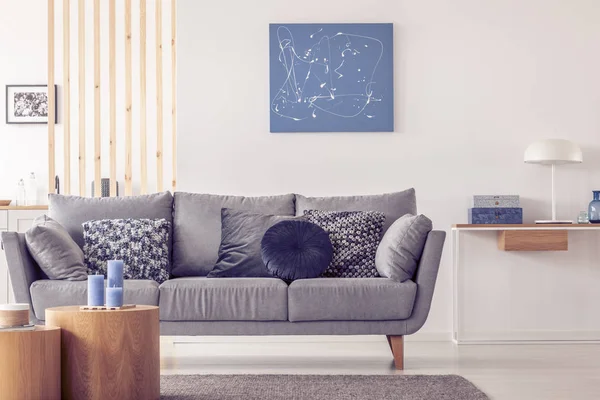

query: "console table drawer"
left=0, top=211, right=7, bottom=230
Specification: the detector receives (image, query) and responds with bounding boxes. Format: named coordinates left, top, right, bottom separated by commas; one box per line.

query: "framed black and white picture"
left=5, top=85, right=57, bottom=124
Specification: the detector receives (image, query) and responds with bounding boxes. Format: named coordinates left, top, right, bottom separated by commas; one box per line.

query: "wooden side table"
left=46, top=305, right=160, bottom=400
left=0, top=326, right=61, bottom=400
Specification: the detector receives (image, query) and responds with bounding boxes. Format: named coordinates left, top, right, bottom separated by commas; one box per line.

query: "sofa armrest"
left=1, top=232, right=47, bottom=321
left=405, top=230, right=446, bottom=334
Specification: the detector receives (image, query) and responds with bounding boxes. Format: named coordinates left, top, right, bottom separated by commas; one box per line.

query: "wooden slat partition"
left=78, top=0, right=85, bottom=196
left=49, top=0, right=176, bottom=198
left=124, top=0, right=133, bottom=196
left=63, top=0, right=71, bottom=194
left=48, top=0, right=55, bottom=194
left=109, top=0, right=117, bottom=197
left=155, top=0, right=163, bottom=192
left=93, top=0, right=101, bottom=197
left=139, top=0, right=148, bottom=194
left=171, top=0, right=177, bottom=192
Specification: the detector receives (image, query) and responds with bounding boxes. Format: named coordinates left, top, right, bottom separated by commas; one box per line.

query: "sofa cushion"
left=159, top=277, right=288, bottom=321
left=295, top=189, right=417, bottom=234
left=48, top=192, right=174, bottom=262
left=209, top=209, right=301, bottom=278
left=261, top=220, right=333, bottom=281
left=288, top=278, right=417, bottom=322
left=376, top=214, right=433, bottom=282
left=83, top=218, right=170, bottom=284
left=30, top=279, right=159, bottom=320
left=25, top=215, right=87, bottom=281
left=172, top=192, right=295, bottom=277
left=303, top=210, right=385, bottom=278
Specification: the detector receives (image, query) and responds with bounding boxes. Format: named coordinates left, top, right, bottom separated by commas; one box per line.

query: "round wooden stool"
left=46, top=305, right=159, bottom=400
left=0, top=326, right=61, bottom=400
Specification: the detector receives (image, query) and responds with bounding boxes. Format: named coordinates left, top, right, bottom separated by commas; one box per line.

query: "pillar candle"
left=106, top=286, right=124, bottom=308
left=107, top=260, right=124, bottom=288
left=87, top=275, right=104, bottom=306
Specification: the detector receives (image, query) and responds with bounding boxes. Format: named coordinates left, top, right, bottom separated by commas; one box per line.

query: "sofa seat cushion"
left=30, top=279, right=159, bottom=321
left=288, top=278, right=417, bottom=322
left=159, top=277, right=288, bottom=321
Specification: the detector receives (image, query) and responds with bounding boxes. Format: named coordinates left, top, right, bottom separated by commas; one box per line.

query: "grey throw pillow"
left=208, top=209, right=300, bottom=278
left=375, top=214, right=433, bottom=282
left=25, top=215, right=87, bottom=281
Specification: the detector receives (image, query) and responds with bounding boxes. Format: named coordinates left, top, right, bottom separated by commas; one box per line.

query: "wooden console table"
left=451, top=224, right=600, bottom=344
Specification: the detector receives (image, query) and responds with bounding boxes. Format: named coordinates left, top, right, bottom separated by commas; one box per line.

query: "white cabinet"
left=0, top=207, right=47, bottom=305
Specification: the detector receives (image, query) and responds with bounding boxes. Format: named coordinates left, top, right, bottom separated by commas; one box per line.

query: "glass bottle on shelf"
left=26, top=172, right=37, bottom=206
left=16, top=179, right=26, bottom=206
left=589, top=191, right=600, bottom=223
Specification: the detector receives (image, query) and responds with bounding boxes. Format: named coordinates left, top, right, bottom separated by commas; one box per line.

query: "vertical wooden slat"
left=124, top=0, right=133, bottom=196
left=139, top=0, right=147, bottom=194
left=109, top=0, right=117, bottom=197
left=93, top=0, right=101, bottom=197
left=48, top=0, right=55, bottom=195
left=63, top=0, right=71, bottom=194
left=171, top=0, right=176, bottom=192
left=155, top=0, right=163, bottom=192
left=78, top=0, right=85, bottom=196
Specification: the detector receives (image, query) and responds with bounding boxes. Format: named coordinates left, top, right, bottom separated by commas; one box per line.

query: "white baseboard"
left=456, top=330, right=600, bottom=344
left=168, top=332, right=451, bottom=345
left=405, top=331, right=452, bottom=342
left=167, top=330, right=600, bottom=345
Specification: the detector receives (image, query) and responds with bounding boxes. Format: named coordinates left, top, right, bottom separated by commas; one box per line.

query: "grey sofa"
left=1, top=189, right=445, bottom=369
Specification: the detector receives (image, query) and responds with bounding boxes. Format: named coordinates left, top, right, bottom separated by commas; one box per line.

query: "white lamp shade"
left=524, top=139, right=583, bottom=165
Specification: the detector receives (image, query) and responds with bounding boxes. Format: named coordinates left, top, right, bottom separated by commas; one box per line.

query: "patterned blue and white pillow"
left=83, top=218, right=170, bottom=284
left=303, top=210, right=385, bottom=278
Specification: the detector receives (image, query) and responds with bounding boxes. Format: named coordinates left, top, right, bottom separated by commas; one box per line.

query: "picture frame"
left=269, top=23, right=394, bottom=133
left=5, top=84, right=57, bottom=124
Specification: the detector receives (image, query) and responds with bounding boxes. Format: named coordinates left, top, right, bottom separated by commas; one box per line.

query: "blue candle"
left=107, top=260, right=124, bottom=288
left=106, top=286, right=123, bottom=308
left=87, top=275, right=104, bottom=306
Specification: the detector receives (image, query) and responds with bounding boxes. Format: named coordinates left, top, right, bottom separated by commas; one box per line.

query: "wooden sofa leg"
left=386, top=335, right=404, bottom=370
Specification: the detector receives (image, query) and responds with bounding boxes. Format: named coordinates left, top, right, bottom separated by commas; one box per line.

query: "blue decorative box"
left=468, top=208, right=523, bottom=224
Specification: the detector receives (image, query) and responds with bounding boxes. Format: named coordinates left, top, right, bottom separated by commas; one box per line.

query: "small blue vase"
left=589, top=191, right=600, bottom=223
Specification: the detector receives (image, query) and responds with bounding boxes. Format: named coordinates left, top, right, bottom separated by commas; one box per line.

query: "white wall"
left=0, top=0, right=174, bottom=202
left=0, top=0, right=49, bottom=201
left=178, top=0, right=600, bottom=339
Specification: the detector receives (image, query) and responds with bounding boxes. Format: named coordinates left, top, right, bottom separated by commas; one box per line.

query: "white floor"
left=159, top=336, right=600, bottom=400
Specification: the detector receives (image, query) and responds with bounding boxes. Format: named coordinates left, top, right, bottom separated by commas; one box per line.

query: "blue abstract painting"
left=269, top=23, right=394, bottom=133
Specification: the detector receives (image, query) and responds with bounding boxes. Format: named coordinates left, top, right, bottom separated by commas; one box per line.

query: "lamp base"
left=534, top=220, right=574, bottom=224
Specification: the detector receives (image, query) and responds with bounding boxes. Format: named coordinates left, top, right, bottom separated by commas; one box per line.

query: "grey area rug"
left=161, top=374, right=489, bottom=400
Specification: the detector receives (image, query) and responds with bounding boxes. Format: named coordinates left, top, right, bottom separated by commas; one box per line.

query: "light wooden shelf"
left=0, top=206, right=48, bottom=211
left=453, top=224, right=600, bottom=230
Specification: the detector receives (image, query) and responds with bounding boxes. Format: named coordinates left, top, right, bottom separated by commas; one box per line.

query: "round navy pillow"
left=261, top=220, right=333, bottom=281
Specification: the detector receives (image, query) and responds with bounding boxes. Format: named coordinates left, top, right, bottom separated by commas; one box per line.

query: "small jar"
left=577, top=211, right=589, bottom=224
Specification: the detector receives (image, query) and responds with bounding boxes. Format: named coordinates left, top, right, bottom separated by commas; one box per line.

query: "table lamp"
left=524, top=139, right=583, bottom=223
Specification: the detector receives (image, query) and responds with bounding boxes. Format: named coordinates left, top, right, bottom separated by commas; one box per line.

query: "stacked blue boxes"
left=468, top=195, right=523, bottom=224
